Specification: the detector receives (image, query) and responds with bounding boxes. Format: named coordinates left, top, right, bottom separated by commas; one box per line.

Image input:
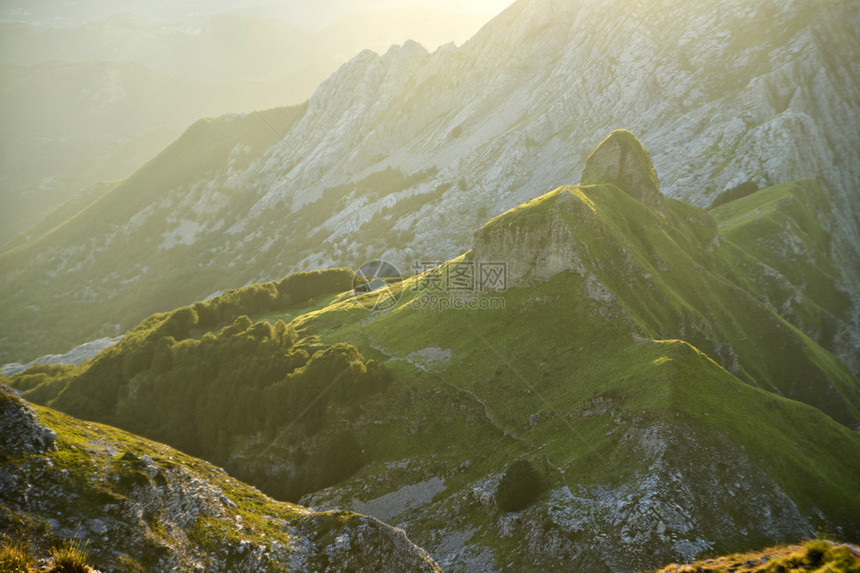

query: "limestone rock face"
left=471, top=188, right=593, bottom=288
left=581, top=130, right=663, bottom=210
left=0, top=384, right=56, bottom=455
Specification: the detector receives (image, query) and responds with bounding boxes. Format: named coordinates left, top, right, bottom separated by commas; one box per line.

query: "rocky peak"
left=471, top=131, right=670, bottom=289
left=580, top=130, right=664, bottom=210
left=0, top=383, right=56, bottom=456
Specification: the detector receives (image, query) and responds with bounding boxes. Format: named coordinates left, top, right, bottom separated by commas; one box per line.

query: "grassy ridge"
left=477, top=182, right=858, bottom=425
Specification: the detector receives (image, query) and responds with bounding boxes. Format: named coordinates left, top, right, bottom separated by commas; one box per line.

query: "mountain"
left=2, top=0, right=857, bottom=366
left=0, top=384, right=442, bottom=572
left=9, top=132, right=859, bottom=572
left=0, top=60, right=305, bottom=246
left=0, top=10, right=490, bottom=246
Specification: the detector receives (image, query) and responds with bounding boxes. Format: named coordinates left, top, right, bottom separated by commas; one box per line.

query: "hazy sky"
left=0, top=0, right=515, bottom=29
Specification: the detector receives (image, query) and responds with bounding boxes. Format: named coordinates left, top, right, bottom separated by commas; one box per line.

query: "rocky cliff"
left=2, top=0, right=858, bottom=362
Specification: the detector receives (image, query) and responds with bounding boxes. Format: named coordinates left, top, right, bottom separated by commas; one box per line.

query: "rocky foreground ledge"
left=0, top=384, right=441, bottom=572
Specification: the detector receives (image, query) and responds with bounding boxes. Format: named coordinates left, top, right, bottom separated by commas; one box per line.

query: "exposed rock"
left=298, top=512, right=442, bottom=573
left=1, top=336, right=122, bottom=377
left=471, top=188, right=594, bottom=288
left=581, top=129, right=664, bottom=210
left=0, top=393, right=442, bottom=572
left=0, top=384, right=56, bottom=455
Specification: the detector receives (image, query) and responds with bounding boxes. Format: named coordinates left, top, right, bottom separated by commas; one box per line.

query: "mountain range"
left=1, top=0, right=858, bottom=367
left=0, top=8, right=490, bottom=245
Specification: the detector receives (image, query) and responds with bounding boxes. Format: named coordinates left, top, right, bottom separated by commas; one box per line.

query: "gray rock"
left=0, top=384, right=56, bottom=455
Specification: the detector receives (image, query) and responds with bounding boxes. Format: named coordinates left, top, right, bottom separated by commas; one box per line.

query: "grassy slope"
left=291, top=266, right=860, bottom=530
left=275, top=179, right=859, bottom=566
left=710, top=180, right=856, bottom=365
left=6, top=166, right=859, bottom=568
left=478, top=182, right=859, bottom=425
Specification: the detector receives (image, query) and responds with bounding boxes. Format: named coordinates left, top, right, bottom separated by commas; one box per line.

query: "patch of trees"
left=709, top=181, right=760, bottom=209
left=495, top=460, right=542, bottom=512
left=36, top=314, right=390, bottom=500
left=11, top=269, right=391, bottom=502
left=193, top=268, right=355, bottom=329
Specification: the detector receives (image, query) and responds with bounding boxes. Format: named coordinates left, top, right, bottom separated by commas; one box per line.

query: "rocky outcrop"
left=0, top=390, right=441, bottom=573
left=581, top=130, right=664, bottom=210
left=1, top=336, right=122, bottom=377
left=472, top=189, right=592, bottom=288
left=468, top=141, right=860, bottom=427
left=0, top=384, right=56, bottom=456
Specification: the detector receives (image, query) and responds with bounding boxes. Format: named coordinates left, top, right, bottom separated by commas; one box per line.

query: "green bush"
left=761, top=540, right=860, bottom=573
left=495, top=460, right=542, bottom=512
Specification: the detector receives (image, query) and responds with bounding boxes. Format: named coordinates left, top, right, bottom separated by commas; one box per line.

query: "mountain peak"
left=581, top=130, right=663, bottom=210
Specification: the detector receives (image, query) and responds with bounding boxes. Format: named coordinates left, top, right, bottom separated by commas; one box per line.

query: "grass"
left=49, top=538, right=91, bottom=573
left=272, top=176, right=860, bottom=566
left=653, top=540, right=860, bottom=572
left=0, top=537, right=31, bottom=573
left=287, top=255, right=860, bottom=527
left=711, top=179, right=853, bottom=332
left=5, top=153, right=859, bottom=570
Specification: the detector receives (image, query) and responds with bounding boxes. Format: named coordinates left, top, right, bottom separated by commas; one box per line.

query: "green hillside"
left=710, top=179, right=859, bottom=373
left=6, top=268, right=391, bottom=501
left=8, top=132, right=859, bottom=571
left=0, top=60, right=310, bottom=247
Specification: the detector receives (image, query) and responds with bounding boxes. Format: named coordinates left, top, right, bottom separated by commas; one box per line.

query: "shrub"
left=761, top=540, right=860, bottom=572
left=49, top=538, right=90, bottom=573
left=496, top=460, right=542, bottom=512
